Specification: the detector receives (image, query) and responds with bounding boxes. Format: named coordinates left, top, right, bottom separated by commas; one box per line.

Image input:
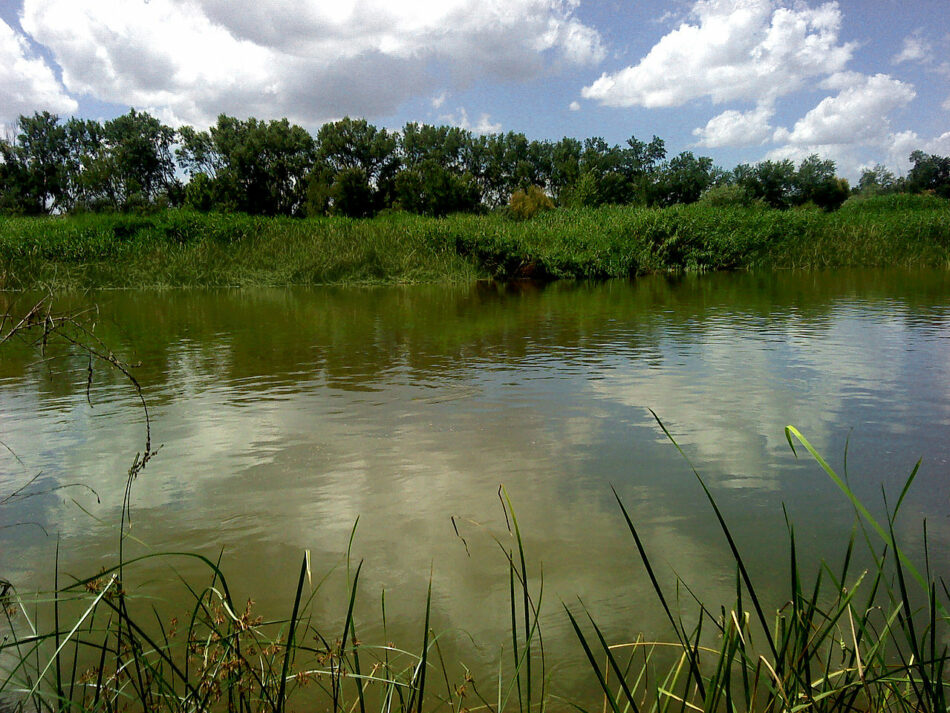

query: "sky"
left=0, top=0, right=948, bottom=179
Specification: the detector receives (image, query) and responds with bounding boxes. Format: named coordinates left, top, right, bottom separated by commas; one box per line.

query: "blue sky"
left=1, top=0, right=947, bottom=179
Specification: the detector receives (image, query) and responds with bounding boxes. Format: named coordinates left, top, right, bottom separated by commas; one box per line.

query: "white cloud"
left=943, top=96, right=950, bottom=112
left=887, top=130, right=950, bottom=173
left=764, top=127, right=950, bottom=181
left=0, top=17, right=76, bottom=123
left=764, top=141, right=861, bottom=176
left=582, top=0, right=855, bottom=108
left=568, top=100, right=581, bottom=111
left=439, top=107, right=501, bottom=134
left=765, top=73, right=916, bottom=177
left=693, top=104, right=774, bottom=147
left=431, top=92, right=448, bottom=109
left=19, top=0, right=603, bottom=127
left=773, top=73, right=915, bottom=146
left=893, top=34, right=931, bottom=64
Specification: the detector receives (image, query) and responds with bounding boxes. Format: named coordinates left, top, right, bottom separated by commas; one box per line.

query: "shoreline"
left=1, top=194, right=948, bottom=291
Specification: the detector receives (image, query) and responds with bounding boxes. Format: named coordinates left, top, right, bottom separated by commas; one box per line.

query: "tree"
left=314, top=118, right=399, bottom=215
left=907, top=150, right=950, bottom=198
left=857, top=164, right=899, bottom=195
left=549, top=137, right=581, bottom=204
left=559, top=134, right=665, bottom=207
left=793, top=155, right=849, bottom=210
left=509, top=185, right=554, bottom=220
left=101, top=109, right=177, bottom=209
left=177, top=115, right=315, bottom=215
left=652, top=152, right=714, bottom=206
left=393, top=160, right=481, bottom=216
left=62, top=117, right=108, bottom=211
left=0, top=112, right=70, bottom=214
left=737, top=159, right=797, bottom=209
left=0, top=137, right=34, bottom=215
left=394, top=124, right=482, bottom=215
left=329, top=167, right=374, bottom=218
left=400, top=123, right=471, bottom=171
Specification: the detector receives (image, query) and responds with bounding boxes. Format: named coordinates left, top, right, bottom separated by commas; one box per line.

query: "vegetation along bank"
left=0, top=193, right=948, bottom=290
left=1, top=109, right=949, bottom=289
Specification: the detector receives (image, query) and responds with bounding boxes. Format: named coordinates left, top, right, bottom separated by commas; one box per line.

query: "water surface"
left=2, top=270, right=949, bottom=697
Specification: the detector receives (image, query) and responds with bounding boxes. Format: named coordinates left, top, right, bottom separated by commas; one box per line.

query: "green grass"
left=1, top=195, right=948, bottom=290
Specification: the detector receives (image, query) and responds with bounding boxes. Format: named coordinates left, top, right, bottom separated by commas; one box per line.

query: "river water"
left=2, top=269, right=949, bottom=700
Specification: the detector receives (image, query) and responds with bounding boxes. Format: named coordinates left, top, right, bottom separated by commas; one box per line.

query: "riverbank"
left=1, top=193, right=947, bottom=290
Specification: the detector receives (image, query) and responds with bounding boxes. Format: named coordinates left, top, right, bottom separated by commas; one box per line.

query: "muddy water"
left=2, top=269, right=949, bottom=700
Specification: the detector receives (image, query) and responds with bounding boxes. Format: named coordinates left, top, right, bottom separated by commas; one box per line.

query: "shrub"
left=509, top=185, right=555, bottom=220
left=697, top=183, right=761, bottom=208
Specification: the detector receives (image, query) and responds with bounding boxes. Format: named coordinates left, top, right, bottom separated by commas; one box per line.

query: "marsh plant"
left=1, top=194, right=948, bottom=289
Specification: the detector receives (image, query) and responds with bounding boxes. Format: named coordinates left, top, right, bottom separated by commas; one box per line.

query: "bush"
left=838, top=192, right=950, bottom=212
left=697, top=184, right=761, bottom=208
left=509, top=185, right=555, bottom=220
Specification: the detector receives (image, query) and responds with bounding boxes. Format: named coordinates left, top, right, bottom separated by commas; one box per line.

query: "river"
left=2, top=269, right=949, bottom=702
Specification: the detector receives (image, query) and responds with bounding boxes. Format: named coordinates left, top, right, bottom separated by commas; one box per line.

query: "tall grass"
left=1, top=496, right=544, bottom=713
left=568, top=417, right=949, bottom=713
left=1, top=195, right=948, bottom=290
left=2, top=422, right=947, bottom=712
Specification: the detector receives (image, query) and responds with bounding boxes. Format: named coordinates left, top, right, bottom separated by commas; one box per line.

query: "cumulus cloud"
left=439, top=107, right=502, bottom=134
left=19, top=0, right=604, bottom=127
left=766, top=73, right=916, bottom=176
left=693, top=104, right=774, bottom=147
left=568, top=100, right=581, bottom=111
left=887, top=130, right=950, bottom=173
left=773, top=73, right=915, bottom=146
left=0, top=17, right=76, bottom=123
left=582, top=0, right=855, bottom=108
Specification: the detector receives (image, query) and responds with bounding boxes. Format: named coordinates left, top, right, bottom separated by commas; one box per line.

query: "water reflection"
left=2, top=269, right=950, bottom=697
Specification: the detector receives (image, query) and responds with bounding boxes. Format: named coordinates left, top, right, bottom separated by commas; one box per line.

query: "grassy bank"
left=1, top=194, right=948, bottom=289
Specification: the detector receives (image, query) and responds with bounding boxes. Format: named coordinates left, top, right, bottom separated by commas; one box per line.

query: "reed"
left=1, top=196, right=947, bottom=290
left=567, top=416, right=949, bottom=713
left=2, top=422, right=946, bottom=712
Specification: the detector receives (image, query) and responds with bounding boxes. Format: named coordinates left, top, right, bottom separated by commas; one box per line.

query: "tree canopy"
left=2, top=109, right=946, bottom=219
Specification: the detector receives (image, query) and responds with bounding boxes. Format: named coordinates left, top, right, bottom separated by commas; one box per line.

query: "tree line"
left=1, top=109, right=948, bottom=219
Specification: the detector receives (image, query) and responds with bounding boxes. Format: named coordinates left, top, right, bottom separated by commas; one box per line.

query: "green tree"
left=393, top=160, right=481, bottom=216
left=907, top=150, right=950, bottom=198
left=62, top=117, right=108, bottom=211
left=549, top=137, right=582, bottom=204
left=0, top=112, right=70, bottom=214
left=736, top=159, right=797, bottom=209
left=329, top=167, right=374, bottom=218
left=177, top=115, right=315, bottom=215
left=791, top=155, right=848, bottom=210
left=394, top=123, right=482, bottom=215
left=509, top=184, right=554, bottom=220
left=652, top=151, right=714, bottom=206
left=857, top=164, right=899, bottom=195
left=314, top=118, right=398, bottom=215
left=0, top=137, right=34, bottom=215
left=401, top=123, right=471, bottom=170
left=101, top=109, right=177, bottom=209
left=560, top=134, right=665, bottom=207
